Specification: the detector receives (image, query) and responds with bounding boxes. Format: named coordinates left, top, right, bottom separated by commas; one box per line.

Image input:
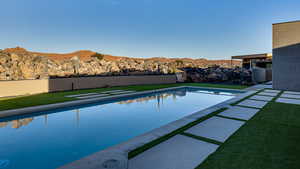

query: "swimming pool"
left=0, top=87, right=241, bottom=169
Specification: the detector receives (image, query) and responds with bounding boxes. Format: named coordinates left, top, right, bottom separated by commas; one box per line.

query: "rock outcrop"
left=182, top=66, right=253, bottom=85
left=0, top=47, right=243, bottom=83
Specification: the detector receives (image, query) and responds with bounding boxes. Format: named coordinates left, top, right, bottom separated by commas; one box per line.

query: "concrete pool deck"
left=58, top=87, right=255, bottom=169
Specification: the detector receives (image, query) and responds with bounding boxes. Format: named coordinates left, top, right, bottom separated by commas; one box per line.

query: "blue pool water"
left=0, top=87, right=239, bottom=169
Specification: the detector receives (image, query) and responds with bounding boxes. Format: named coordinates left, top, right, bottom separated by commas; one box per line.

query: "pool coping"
left=54, top=87, right=255, bottom=169
left=0, top=86, right=245, bottom=118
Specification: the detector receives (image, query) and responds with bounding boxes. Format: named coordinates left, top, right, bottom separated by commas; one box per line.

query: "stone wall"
left=273, top=21, right=300, bottom=91
left=0, top=75, right=177, bottom=97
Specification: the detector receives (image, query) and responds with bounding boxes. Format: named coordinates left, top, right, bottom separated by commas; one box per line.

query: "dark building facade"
left=273, top=20, right=300, bottom=91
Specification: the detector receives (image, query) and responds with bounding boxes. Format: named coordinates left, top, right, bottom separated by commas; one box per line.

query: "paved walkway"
left=129, top=135, right=219, bottom=169
left=128, top=89, right=280, bottom=169
left=244, top=84, right=272, bottom=91
left=276, top=91, right=300, bottom=105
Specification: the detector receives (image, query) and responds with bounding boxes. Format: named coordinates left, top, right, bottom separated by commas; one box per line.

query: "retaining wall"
left=0, top=79, right=49, bottom=97
left=0, top=75, right=177, bottom=97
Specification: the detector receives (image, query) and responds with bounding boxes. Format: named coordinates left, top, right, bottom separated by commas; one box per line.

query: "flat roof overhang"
left=272, top=20, right=300, bottom=25
left=231, top=53, right=272, bottom=60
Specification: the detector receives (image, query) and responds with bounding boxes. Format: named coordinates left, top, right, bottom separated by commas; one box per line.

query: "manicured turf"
left=128, top=108, right=227, bottom=159
left=196, top=101, right=300, bottom=169
left=0, top=83, right=247, bottom=111
left=231, top=89, right=263, bottom=106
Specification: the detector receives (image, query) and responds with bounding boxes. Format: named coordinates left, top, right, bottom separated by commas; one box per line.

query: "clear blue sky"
left=0, top=0, right=300, bottom=59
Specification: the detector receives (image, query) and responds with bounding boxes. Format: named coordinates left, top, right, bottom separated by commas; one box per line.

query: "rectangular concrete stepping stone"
left=76, top=94, right=110, bottom=99
left=219, top=106, right=260, bottom=120
left=110, top=91, right=135, bottom=94
left=283, top=91, right=300, bottom=95
left=128, top=135, right=218, bottom=169
left=276, top=98, right=300, bottom=105
left=65, top=92, right=99, bottom=98
left=280, top=94, right=300, bottom=99
left=237, top=99, right=268, bottom=109
left=101, top=90, right=128, bottom=93
left=257, top=92, right=278, bottom=97
left=185, top=116, right=245, bottom=142
left=102, top=90, right=135, bottom=94
left=264, top=89, right=281, bottom=93
left=249, top=95, right=273, bottom=101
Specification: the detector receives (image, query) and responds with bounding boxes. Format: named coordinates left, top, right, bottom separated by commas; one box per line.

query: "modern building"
left=231, top=53, right=272, bottom=83
left=273, top=20, right=300, bottom=91
left=231, top=53, right=272, bottom=69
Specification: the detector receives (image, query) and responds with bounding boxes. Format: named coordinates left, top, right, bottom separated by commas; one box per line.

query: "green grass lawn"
left=0, top=83, right=247, bottom=111
left=196, top=98, right=300, bottom=169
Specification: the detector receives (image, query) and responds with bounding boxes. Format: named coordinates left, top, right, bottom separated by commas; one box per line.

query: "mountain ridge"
left=3, top=47, right=238, bottom=65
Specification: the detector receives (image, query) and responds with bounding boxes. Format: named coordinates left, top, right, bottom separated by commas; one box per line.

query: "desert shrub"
left=175, top=60, right=184, bottom=66
left=91, top=53, right=104, bottom=60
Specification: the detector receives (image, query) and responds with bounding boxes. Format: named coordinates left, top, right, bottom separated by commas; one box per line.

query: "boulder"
left=182, top=66, right=253, bottom=85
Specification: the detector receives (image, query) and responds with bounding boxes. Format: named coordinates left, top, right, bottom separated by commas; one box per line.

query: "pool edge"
left=0, top=86, right=244, bottom=119
left=57, top=88, right=255, bottom=169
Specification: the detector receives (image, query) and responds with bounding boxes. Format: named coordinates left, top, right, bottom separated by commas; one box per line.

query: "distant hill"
left=3, top=47, right=240, bottom=65
left=3, top=47, right=121, bottom=61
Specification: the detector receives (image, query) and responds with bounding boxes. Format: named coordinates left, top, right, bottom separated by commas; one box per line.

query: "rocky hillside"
left=0, top=47, right=241, bottom=80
